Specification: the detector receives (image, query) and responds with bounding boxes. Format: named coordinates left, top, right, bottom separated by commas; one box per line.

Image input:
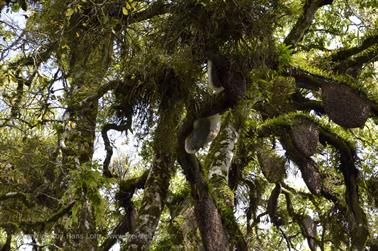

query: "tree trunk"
left=125, top=73, right=184, bottom=250
left=206, top=115, right=247, bottom=251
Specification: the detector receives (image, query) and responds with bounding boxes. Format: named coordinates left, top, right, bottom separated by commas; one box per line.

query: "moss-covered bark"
left=206, top=114, right=247, bottom=251
left=125, top=70, right=184, bottom=250
left=55, top=15, right=113, bottom=249
left=177, top=117, right=230, bottom=251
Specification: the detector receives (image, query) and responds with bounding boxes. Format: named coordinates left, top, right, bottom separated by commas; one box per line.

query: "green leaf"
left=65, top=8, right=75, bottom=17
left=122, top=7, right=129, bottom=16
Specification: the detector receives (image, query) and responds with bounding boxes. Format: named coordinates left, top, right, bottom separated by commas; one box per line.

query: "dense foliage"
left=0, top=0, right=377, bottom=250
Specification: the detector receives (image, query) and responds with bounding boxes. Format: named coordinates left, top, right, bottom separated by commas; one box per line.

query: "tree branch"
left=1, top=202, right=75, bottom=233
left=284, top=0, right=334, bottom=48
left=282, top=191, right=319, bottom=251
left=8, top=41, right=57, bottom=69
left=331, top=34, right=378, bottom=62
left=0, top=192, right=34, bottom=207
left=335, top=47, right=378, bottom=74
left=123, top=1, right=172, bottom=25
left=318, top=128, right=369, bottom=250
left=176, top=94, right=236, bottom=250
left=292, top=91, right=325, bottom=115
left=104, top=172, right=150, bottom=250
left=101, top=123, right=131, bottom=178
left=289, top=68, right=378, bottom=116
left=80, top=80, right=122, bottom=108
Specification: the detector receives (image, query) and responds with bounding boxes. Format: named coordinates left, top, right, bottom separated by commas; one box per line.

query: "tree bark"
left=125, top=70, right=184, bottom=250
left=206, top=114, right=248, bottom=250
left=177, top=119, right=230, bottom=251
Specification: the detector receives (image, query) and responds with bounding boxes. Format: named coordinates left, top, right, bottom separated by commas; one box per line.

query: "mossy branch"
left=331, top=34, right=378, bottom=62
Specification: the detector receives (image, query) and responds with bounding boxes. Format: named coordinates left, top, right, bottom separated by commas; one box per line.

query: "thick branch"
left=117, top=170, right=149, bottom=208
left=2, top=202, right=75, bottom=233
left=0, top=192, right=34, bottom=207
left=177, top=143, right=230, bottom=251
left=336, top=48, right=378, bottom=73
left=318, top=128, right=368, bottom=250
left=103, top=171, right=150, bottom=250
left=283, top=191, right=319, bottom=251
left=8, top=42, right=57, bottom=68
left=206, top=115, right=248, bottom=250
left=289, top=68, right=330, bottom=89
left=125, top=78, right=183, bottom=250
left=292, top=91, right=325, bottom=115
left=101, top=205, right=137, bottom=251
left=284, top=0, right=334, bottom=48
left=290, top=68, right=378, bottom=116
left=176, top=95, right=236, bottom=250
left=80, top=80, right=122, bottom=108
left=267, top=184, right=282, bottom=227
left=255, top=114, right=343, bottom=205
left=331, top=34, right=378, bottom=62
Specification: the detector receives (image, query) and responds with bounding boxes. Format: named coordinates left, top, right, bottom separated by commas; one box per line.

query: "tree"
left=0, top=0, right=377, bottom=250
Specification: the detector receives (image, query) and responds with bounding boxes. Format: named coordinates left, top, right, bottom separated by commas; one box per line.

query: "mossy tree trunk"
left=125, top=70, right=184, bottom=250
left=56, top=17, right=113, bottom=250
left=206, top=114, right=248, bottom=250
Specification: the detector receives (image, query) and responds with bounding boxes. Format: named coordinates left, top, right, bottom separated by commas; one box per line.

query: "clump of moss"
left=291, top=119, right=319, bottom=157
left=257, top=149, right=286, bottom=183
left=322, top=83, right=370, bottom=128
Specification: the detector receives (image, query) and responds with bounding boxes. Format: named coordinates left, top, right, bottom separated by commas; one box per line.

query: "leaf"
left=122, top=7, right=129, bottom=16
left=66, top=8, right=75, bottom=17
left=68, top=121, right=76, bottom=129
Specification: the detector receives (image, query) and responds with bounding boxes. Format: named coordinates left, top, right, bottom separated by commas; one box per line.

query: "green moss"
left=255, top=111, right=356, bottom=151
left=209, top=175, right=246, bottom=248
left=293, top=61, right=378, bottom=104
